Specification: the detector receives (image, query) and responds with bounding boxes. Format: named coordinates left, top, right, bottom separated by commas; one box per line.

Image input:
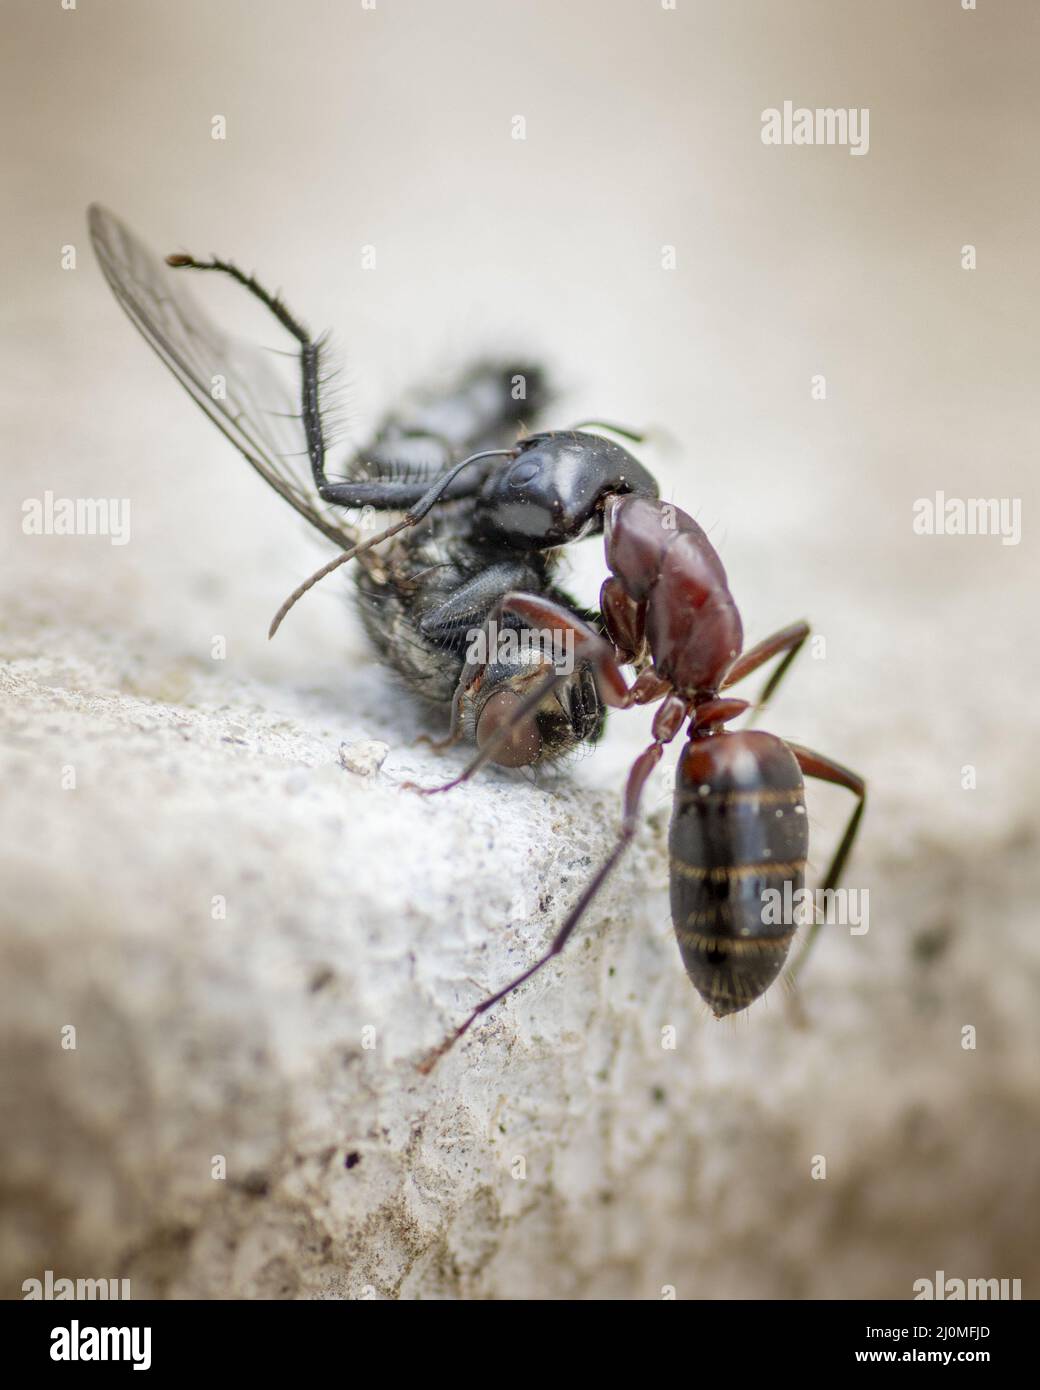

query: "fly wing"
left=87, top=203, right=359, bottom=551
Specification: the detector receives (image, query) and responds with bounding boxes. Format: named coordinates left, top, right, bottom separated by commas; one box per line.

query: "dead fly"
left=88, top=205, right=656, bottom=769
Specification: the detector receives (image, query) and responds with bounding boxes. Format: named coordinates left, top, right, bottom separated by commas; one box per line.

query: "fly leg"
left=164, top=255, right=518, bottom=636
left=168, top=254, right=518, bottom=510
left=165, top=252, right=342, bottom=500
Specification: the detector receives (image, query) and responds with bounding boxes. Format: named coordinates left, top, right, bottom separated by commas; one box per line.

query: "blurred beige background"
left=2, top=0, right=1039, bottom=1300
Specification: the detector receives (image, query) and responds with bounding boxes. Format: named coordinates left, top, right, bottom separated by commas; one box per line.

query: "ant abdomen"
left=669, top=729, right=809, bottom=1017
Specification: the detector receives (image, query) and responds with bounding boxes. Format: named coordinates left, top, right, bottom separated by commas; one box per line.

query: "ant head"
left=459, top=649, right=605, bottom=767
left=474, top=431, right=658, bottom=549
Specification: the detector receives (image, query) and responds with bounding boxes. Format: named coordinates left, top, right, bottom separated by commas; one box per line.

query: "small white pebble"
left=794, top=804, right=806, bottom=815
left=698, top=784, right=711, bottom=796
left=339, top=740, right=390, bottom=777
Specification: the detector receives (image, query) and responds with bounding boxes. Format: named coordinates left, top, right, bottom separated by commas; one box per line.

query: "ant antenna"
left=569, top=420, right=647, bottom=444
left=268, top=448, right=513, bottom=638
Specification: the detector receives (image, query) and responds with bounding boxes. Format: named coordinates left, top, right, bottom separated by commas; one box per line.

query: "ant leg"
left=722, top=620, right=810, bottom=724
left=406, top=595, right=634, bottom=794
left=498, top=594, right=634, bottom=710
left=418, top=705, right=683, bottom=1073
left=785, top=745, right=867, bottom=983
left=599, top=576, right=646, bottom=665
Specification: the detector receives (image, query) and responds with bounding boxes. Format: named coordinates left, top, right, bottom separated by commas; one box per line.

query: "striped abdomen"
left=669, top=730, right=808, bottom=1017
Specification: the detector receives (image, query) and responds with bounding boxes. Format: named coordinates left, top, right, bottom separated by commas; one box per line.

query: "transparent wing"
left=87, top=203, right=359, bottom=551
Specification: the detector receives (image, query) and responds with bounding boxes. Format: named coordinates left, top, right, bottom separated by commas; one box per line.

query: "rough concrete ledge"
left=2, top=625, right=1038, bottom=1300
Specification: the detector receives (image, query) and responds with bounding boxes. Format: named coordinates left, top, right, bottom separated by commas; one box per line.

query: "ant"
left=409, top=493, right=866, bottom=1071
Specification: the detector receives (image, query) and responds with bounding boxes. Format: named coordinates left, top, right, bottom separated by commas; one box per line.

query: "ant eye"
left=509, top=458, right=541, bottom=486
left=476, top=690, right=542, bottom=767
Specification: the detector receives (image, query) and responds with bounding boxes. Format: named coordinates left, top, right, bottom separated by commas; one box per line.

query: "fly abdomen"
left=669, top=729, right=809, bottom=1017
left=360, top=362, right=548, bottom=478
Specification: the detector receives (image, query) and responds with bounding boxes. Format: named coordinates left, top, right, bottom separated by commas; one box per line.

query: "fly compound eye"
left=475, top=689, right=542, bottom=767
